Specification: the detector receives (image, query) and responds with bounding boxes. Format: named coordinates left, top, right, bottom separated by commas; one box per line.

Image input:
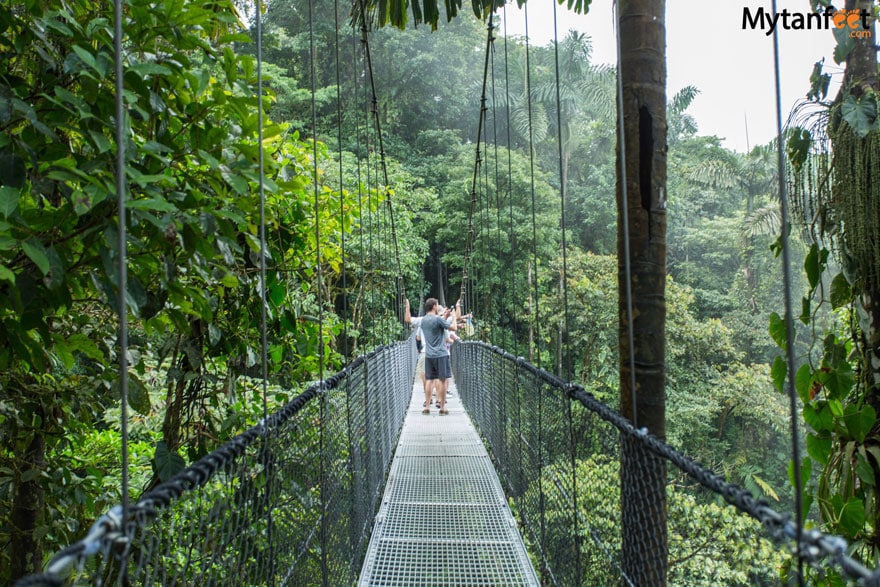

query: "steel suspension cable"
left=770, top=0, right=804, bottom=581
left=612, top=0, right=639, bottom=428
left=112, top=0, right=129, bottom=525
left=489, top=30, right=504, bottom=340
left=355, top=3, right=406, bottom=327
left=334, top=0, right=349, bottom=362
left=306, top=0, right=328, bottom=582
left=502, top=6, right=519, bottom=358
left=461, top=19, right=496, bottom=318
left=551, top=0, right=572, bottom=383
left=550, top=1, right=580, bottom=580
left=523, top=3, right=548, bottom=562
left=254, top=0, right=275, bottom=574
left=523, top=5, right=541, bottom=368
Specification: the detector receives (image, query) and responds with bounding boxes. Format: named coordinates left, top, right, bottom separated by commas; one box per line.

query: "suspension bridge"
left=15, top=338, right=880, bottom=586
left=7, top=0, right=880, bottom=585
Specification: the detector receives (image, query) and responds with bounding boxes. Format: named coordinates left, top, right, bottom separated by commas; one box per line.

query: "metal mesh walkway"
left=358, top=379, right=539, bottom=586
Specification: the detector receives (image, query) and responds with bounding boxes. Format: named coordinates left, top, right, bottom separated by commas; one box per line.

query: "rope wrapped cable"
left=462, top=340, right=880, bottom=584
left=18, top=344, right=402, bottom=586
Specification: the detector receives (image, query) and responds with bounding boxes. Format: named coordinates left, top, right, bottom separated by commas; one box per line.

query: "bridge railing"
left=17, top=338, right=416, bottom=587
left=452, top=340, right=880, bottom=586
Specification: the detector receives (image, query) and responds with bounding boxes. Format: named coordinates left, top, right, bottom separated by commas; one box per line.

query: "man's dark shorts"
left=425, top=355, right=451, bottom=380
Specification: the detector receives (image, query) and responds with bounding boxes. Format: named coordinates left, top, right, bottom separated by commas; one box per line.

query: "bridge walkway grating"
left=358, top=378, right=540, bottom=586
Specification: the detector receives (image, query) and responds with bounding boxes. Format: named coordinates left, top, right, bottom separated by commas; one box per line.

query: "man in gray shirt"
left=407, top=297, right=458, bottom=414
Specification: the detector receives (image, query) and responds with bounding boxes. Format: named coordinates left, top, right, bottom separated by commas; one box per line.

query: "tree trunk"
left=11, top=431, right=45, bottom=580
left=617, top=0, right=668, bottom=584
left=841, top=0, right=880, bottom=399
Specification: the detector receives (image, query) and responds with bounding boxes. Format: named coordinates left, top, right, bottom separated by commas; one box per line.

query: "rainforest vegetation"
left=1, top=0, right=878, bottom=583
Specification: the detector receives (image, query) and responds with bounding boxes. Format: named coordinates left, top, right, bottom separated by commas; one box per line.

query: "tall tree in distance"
left=616, top=0, right=668, bottom=584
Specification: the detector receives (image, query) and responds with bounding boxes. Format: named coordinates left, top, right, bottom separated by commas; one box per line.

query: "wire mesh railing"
left=452, top=340, right=880, bottom=586
left=16, top=338, right=416, bottom=587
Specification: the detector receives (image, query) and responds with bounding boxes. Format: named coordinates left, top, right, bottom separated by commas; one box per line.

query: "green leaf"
left=803, top=402, right=834, bottom=433
left=799, top=296, right=811, bottom=325
left=66, top=333, right=103, bottom=360
left=838, top=497, right=865, bottom=537
left=0, top=186, right=20, bottom=218
left=832, top=25, right=855, bottom=64
left=844, top=404, right=876, bottom=443
left=0, top=153, right=25, bottom=188
left=789, top=457, right=812, bottom=495
left=769, top=312, right=787, bottom=350
left=0, top=264, right=15, bottom=284
left=818, top=361, right=854, bottom=400
left=856, top=448, right=876, bottom=487
left=807, top=60, right=830, bottom=101
left=830, top=272, right=852, bottom=309
left=804, top=244, right=821, bottom=290
left=154, top=441, right=185, bottom=482
left=806, top=433, right=832, bottom=465
left=771, top=355, right=787, bottom=392
left=786, top=128, right=812, bottom=172
left=22, top=238, right=50, bottom=275
left=127, top=373, right=152, bottom=416
left=840, top=93, right=879, bottom=138
left=795, top=364, right=813, bottom=403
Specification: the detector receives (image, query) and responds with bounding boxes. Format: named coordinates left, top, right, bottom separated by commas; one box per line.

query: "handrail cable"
left=770, top=0, right=804, bottom=582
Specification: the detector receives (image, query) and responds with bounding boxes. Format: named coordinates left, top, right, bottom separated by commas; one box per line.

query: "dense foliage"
left=2, top=0, right=864, bottom=583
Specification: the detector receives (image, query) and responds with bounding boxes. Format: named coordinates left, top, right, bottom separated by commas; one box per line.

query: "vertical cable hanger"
left=502, top=5, right=519, bottom=357
left=355, top=0, right=406, bottom=330
left=461, top=18, right=496, bottom=319
left=551, top=0, right=572, bottom=383
left=334, top=0, right=349, bottom=362
left=253, top=0, right=276, bottom=575
left=489, top=26, right=504, bottom=340
left=306, top=0, right=328, bottom=582
left=523, top=3, right=541, bottom=368
left=770, top=0, right=804, bottom=581
left=551, top=0, right=580, bottom=579
left=112, top=0, right=130, bottom=528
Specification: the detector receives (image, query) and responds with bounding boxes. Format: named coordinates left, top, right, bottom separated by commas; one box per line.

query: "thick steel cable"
left=770, top=0, right=804, bottom=582
left=551, top=1, right=580, bottom=580
left=551, top=0, right=572, bottom=383
left=334, top=0, right=349, bottom=362
left=355, top=4, right=405, bottom=325
left=305, top=0, right=328, bottom=582
left=461, top=20, right=495, bottom=315
left=612, top=0, right=639, bottom=429
left=352, top=31, right=367, bottom=351
left=333, top=1, right=357, bottom=579
left=523, top=5, right=542, bottom=369
left=255, top=0, right=275, bottom=576
left=522, top=3, right=547, bottom=562
left=502, top=6, right=519, bottom=358
left=112, top=0, right=129, bottom=525
left=489, top=29, right=504, bottom=339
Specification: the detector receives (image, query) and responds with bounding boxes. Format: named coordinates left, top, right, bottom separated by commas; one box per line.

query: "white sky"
left=502, top=0, right=841, bottom=153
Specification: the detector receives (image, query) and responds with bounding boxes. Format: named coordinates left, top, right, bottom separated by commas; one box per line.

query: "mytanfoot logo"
left=742, top=5, right=872, bottom=38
